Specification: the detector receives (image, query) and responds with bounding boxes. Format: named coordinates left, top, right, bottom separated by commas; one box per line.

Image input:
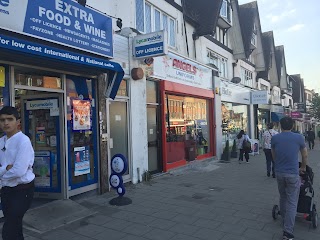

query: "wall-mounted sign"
left=26, top=99, right=58, bottom=110
left=133, top=30, right=168, bottom=59
left=271, top=105, right=284, bottom=113
left=220, top=81, right=251, bottom=105
left=0, top=34, right=124, bottom=99
left=0, top=0, right=113, bottom=57
left=149, top=52, right=213, bottom=90
left=251, top=90, right=268, bottom=104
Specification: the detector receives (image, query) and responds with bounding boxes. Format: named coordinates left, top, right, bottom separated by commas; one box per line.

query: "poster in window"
left=72, top=100, right=91, bottom=130
left=34, top=151, right=51, bottom=187
left=74, top=146, right=90, bottom=176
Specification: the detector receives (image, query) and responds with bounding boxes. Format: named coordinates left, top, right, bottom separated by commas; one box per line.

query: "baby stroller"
left=272, top=165, right=318, bottom=228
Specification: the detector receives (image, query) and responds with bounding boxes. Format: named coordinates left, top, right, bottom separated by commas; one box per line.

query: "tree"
left=310, top=93, right=320, bottom=121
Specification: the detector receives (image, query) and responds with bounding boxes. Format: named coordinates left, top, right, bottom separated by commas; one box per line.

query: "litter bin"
left=185, top=140, right=196, bottom=161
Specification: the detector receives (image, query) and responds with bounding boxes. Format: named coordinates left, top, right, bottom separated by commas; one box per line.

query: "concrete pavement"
left=9, top=141, right=320, bottom=239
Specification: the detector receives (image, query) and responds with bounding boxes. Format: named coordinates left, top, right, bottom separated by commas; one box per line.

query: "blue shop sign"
left=0, top=0, right=113, bottom=58
left=0, top=34, right=124, bottom=99
left=133, top=30, right=168, bottom=59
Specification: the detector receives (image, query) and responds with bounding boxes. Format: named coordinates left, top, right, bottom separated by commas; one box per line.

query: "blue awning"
left=271, top=112, right=284, bottom=122
left=0, top=34, right=124, bottom=99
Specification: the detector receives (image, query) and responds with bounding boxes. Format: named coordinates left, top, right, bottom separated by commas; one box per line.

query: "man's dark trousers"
left=1, top=182, right=34, bottom=240
left=264, top=149, right=275, bottom=176
left=308, top=139, right=315, bottom=149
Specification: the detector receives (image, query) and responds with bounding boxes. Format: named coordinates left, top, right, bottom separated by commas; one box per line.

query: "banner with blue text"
left=0, top=0, right=113, bottom=57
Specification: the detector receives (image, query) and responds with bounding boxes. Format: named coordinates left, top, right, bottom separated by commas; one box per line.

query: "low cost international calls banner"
left=0, top=0, right=113, bottom=58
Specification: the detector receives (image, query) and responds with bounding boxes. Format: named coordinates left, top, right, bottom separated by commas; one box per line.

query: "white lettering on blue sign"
left=0, top=0, right=113, bottom=57
left=0, top=0, right=9, bottom=7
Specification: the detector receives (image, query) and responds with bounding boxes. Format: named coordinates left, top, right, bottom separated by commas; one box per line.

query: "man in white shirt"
left=0, top=106, right=35, bottom=240
left=262, top=122, right=278, bottom=178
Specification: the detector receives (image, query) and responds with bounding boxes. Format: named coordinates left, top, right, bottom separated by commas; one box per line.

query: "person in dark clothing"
left=306, top=128, right=315, bottom=150
left=236, top=130, right=251, bottom=163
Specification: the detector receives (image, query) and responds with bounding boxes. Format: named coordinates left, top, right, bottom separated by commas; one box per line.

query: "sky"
left=238, top=0, right=320, bottom=93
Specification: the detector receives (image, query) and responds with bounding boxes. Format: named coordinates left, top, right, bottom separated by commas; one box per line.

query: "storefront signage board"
left=251, top=90, right=268, bottom=104
left=151, top=53, right=213, bottom=90
left=26, top=99, right=58, bottom=110
left=0, top=34, right=124, bottom=99
left=221, top=83, right=251, bottom=105
left=133, top=30, right=168, bottom=59
left=0, top=0, right=113, bottom=57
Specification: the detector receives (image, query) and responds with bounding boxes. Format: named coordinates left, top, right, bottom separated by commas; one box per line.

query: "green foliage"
left=310, top=93, right=320, bottom=120
left=231, top=139, right=238, bottom=158
left=221, top=140, right=230, bottom=161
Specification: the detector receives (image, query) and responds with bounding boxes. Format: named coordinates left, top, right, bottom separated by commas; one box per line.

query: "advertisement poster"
left=74, top=146, right=90, bottom=176
left=36, top=127, right=46, bottom=144
left=34, top=151, right=51, bottom=187
left=72, top=99, right=91, bottom=131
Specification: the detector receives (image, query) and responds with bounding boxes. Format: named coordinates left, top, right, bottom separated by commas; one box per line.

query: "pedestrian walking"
left=262, top=123, right=278, bottom=178
left=236, top=130, right=251, bottom=163
left=0, top=106, right=35, bottom=240
left=271, top=117, right=308, bottom=240
left=306, top=128, right=315, bottom=150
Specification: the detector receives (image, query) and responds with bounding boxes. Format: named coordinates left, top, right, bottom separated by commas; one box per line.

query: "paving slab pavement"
left=5, top=140, right=320, bottom=240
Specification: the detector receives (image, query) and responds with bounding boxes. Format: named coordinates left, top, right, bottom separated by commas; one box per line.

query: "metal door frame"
left=20, top=93, right=66, bottom=199
left=106, top=98, right=131, bottom=182
left=147, top=104, right=162, bottom=173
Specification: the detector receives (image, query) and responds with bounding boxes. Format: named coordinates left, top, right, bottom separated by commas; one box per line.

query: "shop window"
left=66, top=76, right=97, bottom=188
left=15, top=70, right=62, bottom=90
left=221, top=102, right=249, bottom=146
left=165, top=95, right=211, bottom=163
left=135, top=0, right=176, bottom=47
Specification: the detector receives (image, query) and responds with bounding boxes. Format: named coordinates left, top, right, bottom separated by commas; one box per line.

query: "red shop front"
left=149, top=52, right=215, bottom=171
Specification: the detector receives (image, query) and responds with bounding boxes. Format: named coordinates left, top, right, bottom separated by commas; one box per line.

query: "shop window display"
left=221, top=102, right=248, bottom=146
left=165, top=95, right=210, bottom=163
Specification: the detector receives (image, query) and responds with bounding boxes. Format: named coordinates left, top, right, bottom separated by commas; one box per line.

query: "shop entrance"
left=20, top=94, right=65, bottom=199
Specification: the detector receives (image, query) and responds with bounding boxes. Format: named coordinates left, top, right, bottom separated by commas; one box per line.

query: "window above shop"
left=207, top=50, right=228, bottom=79
left=136, top=0, right=176, bottom=47
left=220, top=0, right=232, bottom=24
left=240, top=67, right=253, bottom=88
left=116, top=80, right=128, bottom=97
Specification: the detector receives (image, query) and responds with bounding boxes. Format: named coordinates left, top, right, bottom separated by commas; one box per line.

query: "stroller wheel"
left=272, top=205, right=280, bottom=220
left=311, top=204, right=318, bottom=228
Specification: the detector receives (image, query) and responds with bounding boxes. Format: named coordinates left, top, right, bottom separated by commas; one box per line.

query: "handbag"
left=242, top=138, right=251, bottom=151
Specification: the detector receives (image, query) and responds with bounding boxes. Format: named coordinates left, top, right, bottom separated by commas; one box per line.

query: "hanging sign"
left=0, top=0, right=113, bottom=57
left=26, top=99, right=58, bottom=110
left=133, top=30, right=168, bottom=59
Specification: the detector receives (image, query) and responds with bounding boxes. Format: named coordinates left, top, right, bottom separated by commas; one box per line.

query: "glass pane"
left=165, top=95, right=211, bottom=163
left=169, top=19, right=175, bottom=47
left=136, top=0, right=144, bottom=32
left=66, top=77, right=96, bottom=187
left=15, top=67, right=62, bottom=89
left=117, top=80, right=127, bottom=97
left=146, top=80, right=157, bottom=103
left=145, top=3, right=152, bottom=33
left=154, top=9, right=161, bottom=31
left=162, top=14, right=168, bottom=30
left=109, top=102, right=129, bottom=174
left=220, top=0, right=227, bottom=17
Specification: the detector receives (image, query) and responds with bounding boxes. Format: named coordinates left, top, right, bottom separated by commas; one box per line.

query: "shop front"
left=146, top=52, right=215, bottom=171
left=0, top=0, right=124, bottom=199
left=220, top=81, right=251, bottom=148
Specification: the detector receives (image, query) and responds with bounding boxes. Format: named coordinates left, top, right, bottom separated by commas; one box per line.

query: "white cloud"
left=267, top=9, right=296, bottom=23
left=287, top=24, right=305, bottom=32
